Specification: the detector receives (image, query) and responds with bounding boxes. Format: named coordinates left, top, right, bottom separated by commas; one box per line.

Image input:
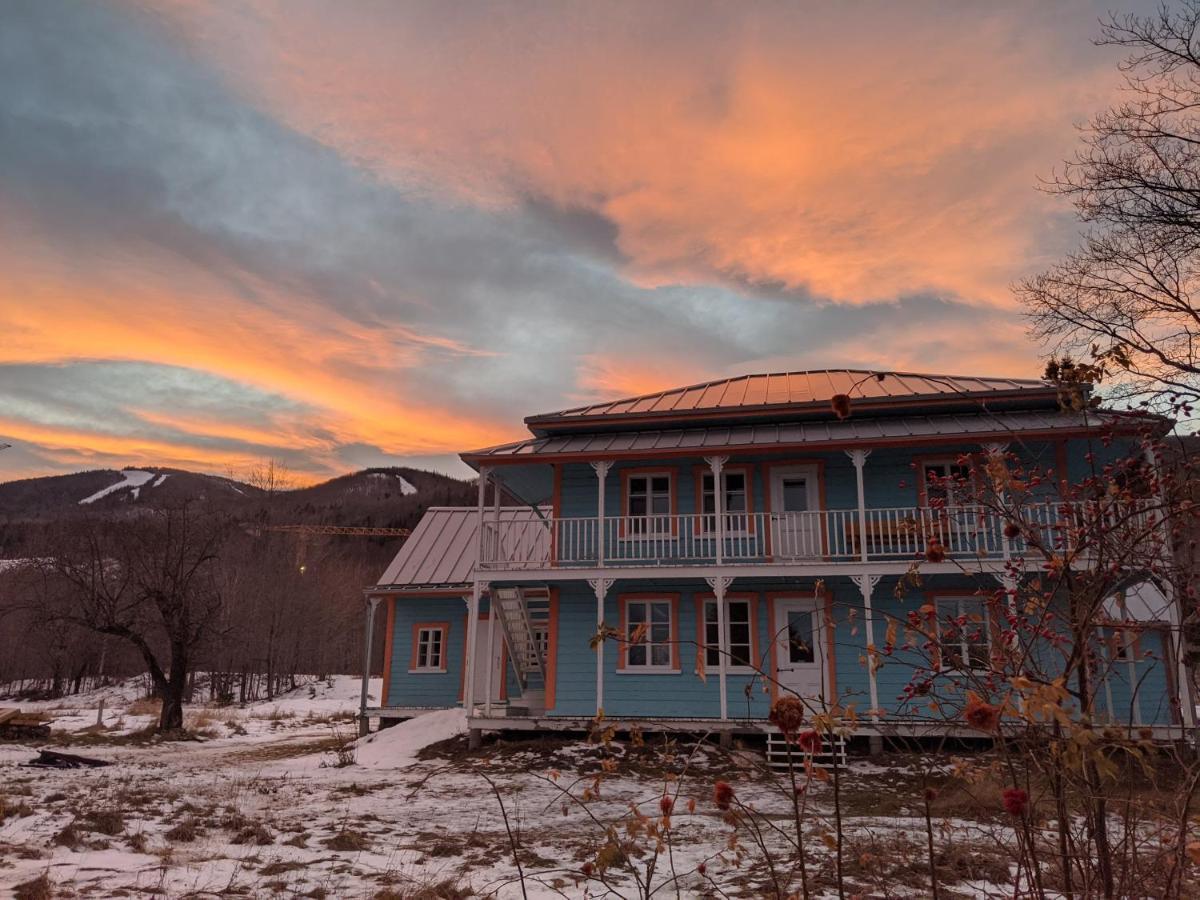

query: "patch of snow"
left=397, top=474, right=417, bottom=495
left=79, top=469, right=155, bottom=505
left=354, top=707, right=465, bottom=768
left=151, top=473, right=169, bottom=487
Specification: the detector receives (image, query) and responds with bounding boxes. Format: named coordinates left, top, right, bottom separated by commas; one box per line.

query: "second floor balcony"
left=478, top=500, right=1159, bottom=571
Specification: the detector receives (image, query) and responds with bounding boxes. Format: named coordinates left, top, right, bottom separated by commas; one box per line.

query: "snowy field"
left=0, top=677, right=1025, bottom=898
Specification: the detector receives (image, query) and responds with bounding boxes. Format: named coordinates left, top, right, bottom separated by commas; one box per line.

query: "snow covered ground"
left=78, top=469, right=156, bottom=504
left=0, top=677, right=1023, bottom=898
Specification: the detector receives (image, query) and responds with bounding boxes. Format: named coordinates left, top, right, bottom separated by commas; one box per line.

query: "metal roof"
left=525, top=369, right=1056, bottom=432
left=372, top=506, right=548, bottom=590
left=467, top=408, right=1167, bottom=462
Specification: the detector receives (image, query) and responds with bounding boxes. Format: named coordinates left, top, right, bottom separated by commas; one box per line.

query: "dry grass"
left=83, top=808, right=125, bottom=836
left=325, top=827, right=372, bottom=852
left=13, top=874, right=53, bottom=900
left=164, top=817, right=200, bottom=843
left=125, top=697, right=161, bottom=717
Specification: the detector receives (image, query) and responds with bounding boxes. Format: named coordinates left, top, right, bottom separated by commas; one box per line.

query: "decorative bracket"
left=587, top=577, right=613, bottom=600
left=853, top=573, right=881, bottom=598
left=845, top=449, right=872, bottom=467
left=590, top=460, right=612, bottom=479
left=981, top=442, right=1009, bottom=457
left=704, top=575, right=735, bottom=595
left=703, top=455, right=728, bottom=478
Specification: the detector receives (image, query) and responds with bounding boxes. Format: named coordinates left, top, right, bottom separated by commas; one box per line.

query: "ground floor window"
left=623, top=597, right=675, bottom=670
left=934, top=595, right=989, bottom=670
left=411, top=623, right=449, bottom=672
left=702, top=598, right=754, bottom=668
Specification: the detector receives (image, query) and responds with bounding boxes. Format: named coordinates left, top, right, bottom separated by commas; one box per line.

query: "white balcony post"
left=591, top=461, right=611, bottom=567
left=476, top=466, right=491, bottom=566
left=588, top=577, right=613, bottom=714
left=854, top=574, right=881, bottom=721
left=846, top=449, right=871, bottom=562
left=705, top=456, right=728, bottom=564
left=464, top=582, right=483, bottom=715
left=983, top=443, right=1011, bottom=561
left=358, top=593, right=382, bottom=736
left=483, top=608, right=495, bottom=718
left=491, top=472, right=502, bottom=557
left=706, top=575, right=733, bottom=721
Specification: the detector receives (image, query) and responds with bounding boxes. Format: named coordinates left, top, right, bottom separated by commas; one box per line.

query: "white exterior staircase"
left=765, top=729, right=848, bottom=769
left=490, top=587, right=550, bottom=713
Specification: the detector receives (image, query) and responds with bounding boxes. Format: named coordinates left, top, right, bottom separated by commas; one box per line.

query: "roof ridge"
left=531, top=368, right=1052, bottom=421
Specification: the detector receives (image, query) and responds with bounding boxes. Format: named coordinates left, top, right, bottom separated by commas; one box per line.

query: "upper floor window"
left=921, top=460, right=973, bottom=507
left=934, top=596, right=989, bottom=670
left=625, top=472, right=673, bottom=534
left=701, top=470, right=749, bottom=533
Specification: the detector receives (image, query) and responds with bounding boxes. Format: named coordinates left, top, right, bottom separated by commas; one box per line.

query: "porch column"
left=491, top=470, right=502, bottom=555
left=705, top=456, right=729, bottom=564
left=707, top=575, right=734, bottom=721
left=846, top=449, right=871, bottom=562
left=591, top=461, right=612, bottom=567
left=483, top=606, right=496, bottom=718
left=982, top=443, right=1012, bottom=562
left=358, top=593, right=382, bottom=736
left=589, top=577, right=613, bottom=714
left=476, top=466, right=492, bottom=567
left=853, top=574, right=881, bottom=721
left=463, top=582, right=484, bottom=719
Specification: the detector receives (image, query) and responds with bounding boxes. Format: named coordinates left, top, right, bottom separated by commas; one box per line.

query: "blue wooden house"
left=361, top=369, right=1193, bottom=746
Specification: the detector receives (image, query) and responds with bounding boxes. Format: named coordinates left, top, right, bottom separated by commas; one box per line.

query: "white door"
left=770, top=465, right=820, bottom=557
left=773, top=598, right=827, bottom=701
left=471, top=616, right=506, bottom=708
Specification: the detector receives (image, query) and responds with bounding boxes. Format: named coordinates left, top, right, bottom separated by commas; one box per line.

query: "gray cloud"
left=0, top=0, right=1070, bottom=480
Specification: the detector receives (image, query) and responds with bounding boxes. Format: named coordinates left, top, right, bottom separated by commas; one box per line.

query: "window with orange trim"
left=626, top=473, right=673, bottom=535
left=934, top=596, right=990, bottom=670
left=701, top=598, right=754, bottom=668
left=700, top=471, right=749, bottom=534
left=625, top=598, right=674, bottom=669
left=411, top=624, right=448, bottom=673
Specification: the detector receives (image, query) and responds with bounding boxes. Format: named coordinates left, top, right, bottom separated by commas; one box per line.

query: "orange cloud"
left=155, top=2, right=1119, bottom=306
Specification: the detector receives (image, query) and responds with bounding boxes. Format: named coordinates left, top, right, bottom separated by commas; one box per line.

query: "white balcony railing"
left=478, top=501, right=1160, bottom=570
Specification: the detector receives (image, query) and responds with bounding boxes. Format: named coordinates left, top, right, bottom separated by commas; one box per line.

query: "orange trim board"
left=380, top=598, right=396, bottom=707
left=765, top=589, right=836, bottom=703
left=616, top=592, right=681, bottom=670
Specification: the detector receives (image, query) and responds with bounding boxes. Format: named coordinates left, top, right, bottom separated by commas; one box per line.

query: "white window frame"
left=702, top=598, right=754, bottom=671
left=410, top=625, right=448, bottom=673
left=934, top=595, right=990, bottom=671
left=701, top=470, right=750, bottom=535
left=623, top=598, right=676, bottom=672
left=625, top=472, right=673, bottom=536
left=920, top=459, right=974, bottom=507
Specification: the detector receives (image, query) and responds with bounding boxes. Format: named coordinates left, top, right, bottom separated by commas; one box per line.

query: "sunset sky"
left=0, top=1, right=1146, bottom=483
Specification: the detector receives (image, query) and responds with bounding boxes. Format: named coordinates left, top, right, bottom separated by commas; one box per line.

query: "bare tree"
left=34, top=502, right=233, bottom=731
left=1019, top=3, right=1200, bottom=411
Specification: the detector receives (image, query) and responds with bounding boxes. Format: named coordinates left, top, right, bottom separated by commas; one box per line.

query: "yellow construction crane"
left=248, top=523, right=411, bottom=572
